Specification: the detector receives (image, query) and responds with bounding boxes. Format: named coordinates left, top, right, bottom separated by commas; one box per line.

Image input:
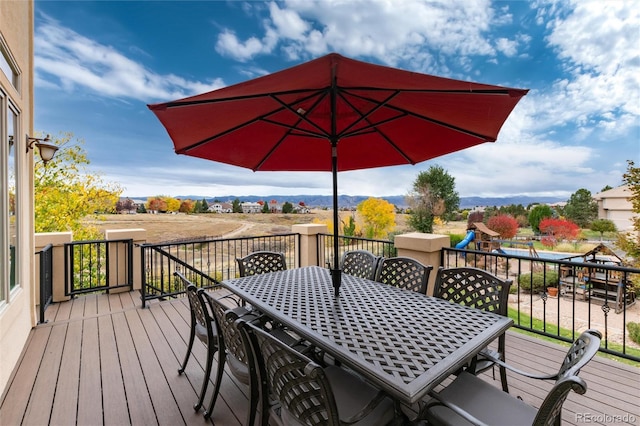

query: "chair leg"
left=499, top=364, right=509, bottom=393
left=178, top=323, right=196, bottom=374
left=203, top=353, right=226, bottom=419
left=194, top=346, right=215, bottom=411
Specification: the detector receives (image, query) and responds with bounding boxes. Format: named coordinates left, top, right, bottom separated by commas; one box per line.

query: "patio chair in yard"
left=175, top=275, right=218, bottom=412
left=375, top=256, right=433, bottom=294
left=237, top=318, right=398, bottom=426
left=237, top=251, right=287, bottom=277
left=341, top=250, right=381, bottom=280
left=420, top=329, right=602, bottom=426
left=432, top=267, right=513, bottom=392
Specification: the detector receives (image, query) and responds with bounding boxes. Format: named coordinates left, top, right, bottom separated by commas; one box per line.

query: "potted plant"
left=547, top=286, right=559, bottom=297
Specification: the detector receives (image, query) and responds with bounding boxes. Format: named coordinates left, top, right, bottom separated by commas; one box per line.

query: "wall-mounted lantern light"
left=12, top=134, right=59, bottom=166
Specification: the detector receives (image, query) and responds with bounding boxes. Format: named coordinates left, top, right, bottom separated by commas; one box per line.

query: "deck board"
left=2, top=290, right=638, bottom=426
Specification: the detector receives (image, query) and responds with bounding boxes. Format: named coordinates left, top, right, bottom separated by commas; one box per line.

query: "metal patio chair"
left=237, top=318, right=397, bottom=426
left=237, top=251, right=287, bottom=277
left=341, top=250, right=381, bottom=280
left=432, top=266, right=513, bottom=392
left=420, top=329, right=602, bottom=426
left=175, top=273, right=218, bottom=412
left=375, top=256, right=433, bottom=294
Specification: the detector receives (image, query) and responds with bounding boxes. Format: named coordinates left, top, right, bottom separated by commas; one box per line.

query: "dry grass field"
left=86, top=210, right=468, bottom=243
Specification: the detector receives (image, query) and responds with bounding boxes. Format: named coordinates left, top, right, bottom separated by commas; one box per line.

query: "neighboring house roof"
left=593, top=185, right=630, bottom=200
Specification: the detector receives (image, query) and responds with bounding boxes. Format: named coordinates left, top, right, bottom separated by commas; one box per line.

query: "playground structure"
left=558, top=243, right=636, bottom=313
left=456, top=222, right=539, bottom=257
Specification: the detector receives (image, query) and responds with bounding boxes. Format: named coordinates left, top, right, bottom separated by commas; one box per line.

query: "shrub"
left=487, top=214, right=519, bottom=238
left=518, top=271, right=559, bottom=293
left=628, top=322, right=640, bottom=345
left=449, top=233, right=465, bottom=248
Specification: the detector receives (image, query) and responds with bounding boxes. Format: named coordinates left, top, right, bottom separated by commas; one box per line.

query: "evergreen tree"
left=563, top=188, right=598, bottom=227
left=232, top=198, right=242, bottom=213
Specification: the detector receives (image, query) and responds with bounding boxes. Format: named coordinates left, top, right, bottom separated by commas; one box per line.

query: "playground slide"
left=455, top=230, right=475, bottom=249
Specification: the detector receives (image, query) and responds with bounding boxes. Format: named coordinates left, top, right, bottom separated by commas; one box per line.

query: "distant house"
left=241, top=202, right=262, bottom=213
left=209, top=202, right=233, bottom=213
left=293, top=205, right=310, bottom=214
left=268, top=200, right=281, bottom=213
left=593, top=185, right=634, bottom=232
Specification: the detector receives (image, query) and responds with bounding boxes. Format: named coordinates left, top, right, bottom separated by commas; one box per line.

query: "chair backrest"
left=533, top=329, right=601, bottom=426
left=176, top=272, right=211, bottom=333
left=375, top=256, right=432, bottom=294
left=202, top=292, right=250, bottom=368
left=238, top=319, right=342, bottom=425
left=433, top=267, right=512, bottom=316
left=237, top=251, right=287, bottom=277
left=341, top=250, right=380, bottom=280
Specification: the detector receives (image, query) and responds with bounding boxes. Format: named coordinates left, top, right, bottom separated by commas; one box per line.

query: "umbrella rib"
left=252, top=91, right=332, bottom=170
left=158, top=88, right=325, bottom=109
left=344, top=89, right=497, bottom=141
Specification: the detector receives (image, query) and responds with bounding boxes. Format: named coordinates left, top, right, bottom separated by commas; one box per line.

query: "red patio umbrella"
left=148, top=53, right=528, bottom=296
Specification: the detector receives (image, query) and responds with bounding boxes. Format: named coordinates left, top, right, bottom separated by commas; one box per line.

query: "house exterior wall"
left=593, top=185, right=634, bottom=232
left=0, top=0, right=35, bottom=396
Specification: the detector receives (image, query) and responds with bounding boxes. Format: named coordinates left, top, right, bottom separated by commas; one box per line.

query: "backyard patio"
left=1, top=290, right=638, bottom=425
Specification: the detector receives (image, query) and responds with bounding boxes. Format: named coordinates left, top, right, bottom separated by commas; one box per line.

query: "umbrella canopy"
left=148, top=53, right=528, bottom=296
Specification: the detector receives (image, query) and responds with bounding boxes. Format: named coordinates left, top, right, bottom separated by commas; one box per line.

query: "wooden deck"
left=1, top=291, right=638, bottom=426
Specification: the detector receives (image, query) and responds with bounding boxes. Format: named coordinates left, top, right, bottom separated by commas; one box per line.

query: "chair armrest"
left=422, top=390, right=490, bottom=426
left=479, top=349, right=558, bottom=381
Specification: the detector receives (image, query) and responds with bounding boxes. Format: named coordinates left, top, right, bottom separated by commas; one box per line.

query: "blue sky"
left=34, top=0, right=639, bottom=200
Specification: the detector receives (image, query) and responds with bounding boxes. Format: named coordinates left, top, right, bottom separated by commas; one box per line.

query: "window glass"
left=8, top=106, right=17, bottom=290
left=0, top=47, right=18, bottom=89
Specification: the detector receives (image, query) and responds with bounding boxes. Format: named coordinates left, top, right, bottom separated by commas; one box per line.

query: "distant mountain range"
left=129, top=194, right=566, bottom=209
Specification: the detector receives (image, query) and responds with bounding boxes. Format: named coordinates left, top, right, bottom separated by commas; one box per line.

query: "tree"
left=600, top=185, right=613, bottom=192
left=200, top=198, right=209, bottom=213
left=407, top=165, right=459, bottom=233
left=261, top=202, right=270, bottom=213
left=115, top=198, right=136, bottom=214
left=282, top=201, right=293, bottom=213
left=563, top=188, right=598, bottom=227
left=34, top=132, right=121, bottom=240
left=487, top=215, right=519, bottom=239
left=617, top=160, right=640, bottom=262
left=179, top=199, right=195, bottom=213
left=164, top=196, right=181, bottom=213
left=590, top=219, right=617, bottom=241
left=146, top=197, right=167, bottom=212
left=467, top=210, right=484, bottom=225
left=356, top=197, right=396, bottom=239
left=539, top=217, right=580, bottom=247
left=232, top=198, right=242, bottom=213
left=528, top=204, right=553, bottom=233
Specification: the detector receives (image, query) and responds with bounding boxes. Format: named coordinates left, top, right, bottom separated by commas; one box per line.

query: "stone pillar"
left=394, top=232, right=450, bottom=296
left=291, top=223, right=328, bottom=268
left=34, top=232, right=73, bottom=303
left=105, top=229, right=147, bottom=291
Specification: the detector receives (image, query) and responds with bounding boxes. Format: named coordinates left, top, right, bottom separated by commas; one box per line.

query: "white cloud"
left=215, top=0, right=503, bottom=71
left=35, top=17, right=224, bottom=102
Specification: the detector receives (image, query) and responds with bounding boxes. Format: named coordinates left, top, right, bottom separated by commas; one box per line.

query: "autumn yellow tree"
left=34, top=132, right=122, bottom=240
left=356, top=197, right=396, bottom=239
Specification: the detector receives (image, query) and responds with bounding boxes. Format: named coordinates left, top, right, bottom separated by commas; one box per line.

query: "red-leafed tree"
left=539, top=218, right=580, bottom=247
left=487, top=214, right=519, bottom=239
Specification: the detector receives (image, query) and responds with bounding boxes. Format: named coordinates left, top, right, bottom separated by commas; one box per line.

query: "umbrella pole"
left=331, top=144, right=341, bottom=298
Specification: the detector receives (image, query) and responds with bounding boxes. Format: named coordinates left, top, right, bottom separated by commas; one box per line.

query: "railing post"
left=292, top=224, right=328, bottom=267
left=35, top=232, right=73, bottom=303
left=105, top=229, right=147, bottom=291
left=393, top=232, right=450, bottom=296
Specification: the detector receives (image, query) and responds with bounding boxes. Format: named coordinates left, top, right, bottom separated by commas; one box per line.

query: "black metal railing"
left=37, top=244, right=53, bottom=324
left=317, top=233, right=396, bottom=268
left=64, top=238, right=134, bottom=296
left=140, top=233, right=300, bottom=307
left=442, top=247, right=639, bottom=362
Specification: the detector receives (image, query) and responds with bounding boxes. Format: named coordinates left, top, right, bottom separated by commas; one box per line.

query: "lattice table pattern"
left=221, top=266, right=512, bottom=404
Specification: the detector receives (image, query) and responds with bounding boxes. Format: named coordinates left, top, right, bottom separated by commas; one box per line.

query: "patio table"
left=219, top=266, right=513, bottom=405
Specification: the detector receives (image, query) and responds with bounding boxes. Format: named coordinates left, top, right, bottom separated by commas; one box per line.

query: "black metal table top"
left=220, top=266, right=513, bottom=404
